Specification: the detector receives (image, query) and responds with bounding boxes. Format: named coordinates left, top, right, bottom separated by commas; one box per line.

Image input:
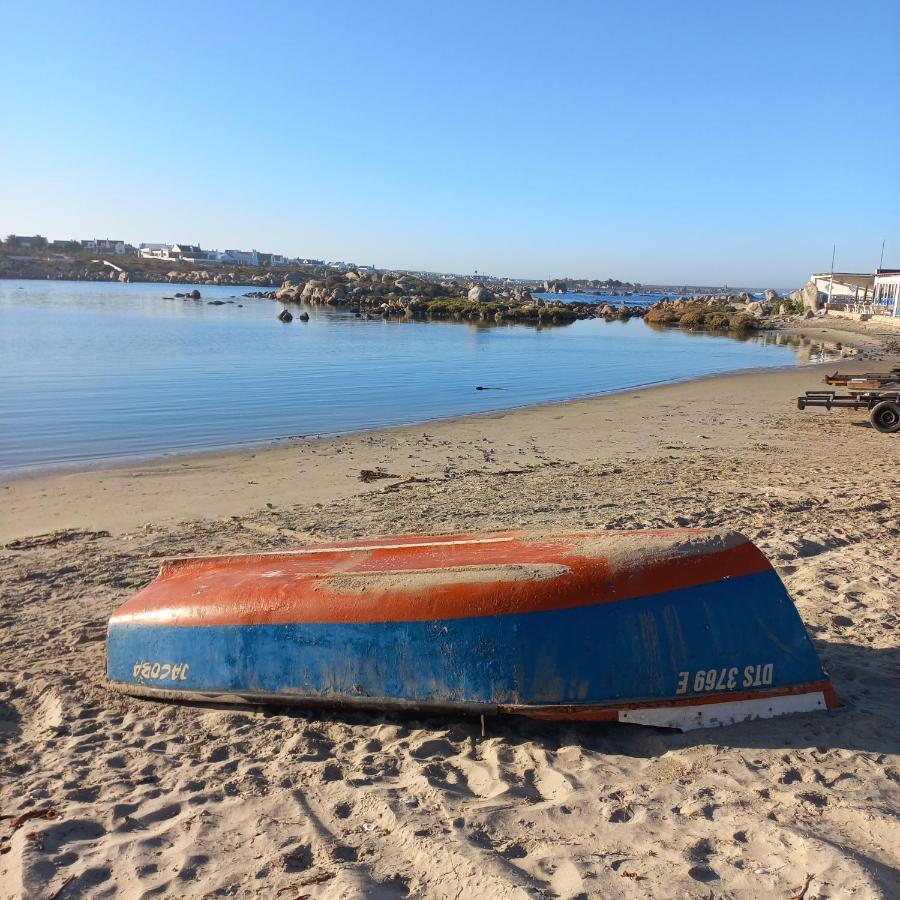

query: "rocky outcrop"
left=645, top=295, right=761, bottom=332
left=467, top=284, right=493, bottom=303
left=746, top=301, right=765, bottom=317
left=788, top=281, right=823, bottom=311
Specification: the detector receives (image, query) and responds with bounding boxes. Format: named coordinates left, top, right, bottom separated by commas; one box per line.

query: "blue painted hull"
left=108, top=569, right=828, bottom=712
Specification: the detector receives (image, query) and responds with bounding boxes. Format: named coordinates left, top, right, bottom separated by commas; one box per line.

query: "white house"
left=809, top=272, right=875, bottom=302
left=139, top=242, right=173, bottom=259
left=169, top=244, right=202, bottom=260
left=220, top=249, right=260, bottom=266
left=82, top=238, right=126, bottom=254
left=874, top=268, right=900, bottom=317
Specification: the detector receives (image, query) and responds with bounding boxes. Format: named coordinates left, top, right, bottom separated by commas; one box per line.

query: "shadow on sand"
left=156, top=641, right=899, bottom=761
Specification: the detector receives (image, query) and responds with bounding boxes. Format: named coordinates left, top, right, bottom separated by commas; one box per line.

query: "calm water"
left=1, top=280, right=806, bottom=474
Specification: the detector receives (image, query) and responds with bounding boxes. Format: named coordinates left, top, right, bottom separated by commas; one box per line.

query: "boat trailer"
left=798, top=388, right=900, bottom=433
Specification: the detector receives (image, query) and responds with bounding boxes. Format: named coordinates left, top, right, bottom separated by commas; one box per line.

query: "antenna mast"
left=826, top=244, right=835, bottom=308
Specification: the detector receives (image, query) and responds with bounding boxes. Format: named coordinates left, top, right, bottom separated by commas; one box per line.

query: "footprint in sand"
left=410, top=737, right=458, bottom=760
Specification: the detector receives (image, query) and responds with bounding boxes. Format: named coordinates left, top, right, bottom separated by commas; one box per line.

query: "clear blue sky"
left=2, top=1, right=898, bottom=286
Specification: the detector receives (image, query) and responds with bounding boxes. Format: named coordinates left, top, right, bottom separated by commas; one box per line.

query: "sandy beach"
left=1, top=323, right=898, bottom=898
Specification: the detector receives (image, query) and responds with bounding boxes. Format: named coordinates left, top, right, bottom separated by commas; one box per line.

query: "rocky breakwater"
left=643, top=291, right=791, bottom=332
left=162, top=269, right=279, bottom=288
left=246, top=271, right=595, bottom=325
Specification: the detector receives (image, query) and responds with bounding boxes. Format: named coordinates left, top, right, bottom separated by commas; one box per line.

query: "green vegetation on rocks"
left=645, top=296, right=764, bottom=333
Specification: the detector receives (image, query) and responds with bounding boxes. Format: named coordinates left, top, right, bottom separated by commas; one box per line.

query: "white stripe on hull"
left=618, top=691, right=828, bottom=731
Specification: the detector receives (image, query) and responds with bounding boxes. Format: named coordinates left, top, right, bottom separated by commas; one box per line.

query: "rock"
left=278, top=309, right=293, bottom=322
left=601, top=305, right=615, bottom=317
left=301, top=280, right=324, bottom=302
left=789, top=281, right=823, bottom=311
left=298, top=311, right=310, bottom=322
left=746, top=301, right=765, bottom=317
left=803, top=309, right=815, bottom=318
left=764, top=289, right=780, bottom=304
left=189, top=289, right=201, bottom=299
left=468, top=284, right=493, bottom=303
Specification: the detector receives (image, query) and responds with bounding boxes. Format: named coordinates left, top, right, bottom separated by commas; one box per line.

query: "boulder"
left=789, top=281, right=823, bottom=311
left=468, top=284, right=493, bottom=303
left=764, top=289, right=780, bottom=304
left=746, top=301, right=765, bottom=317
left=298, top=311, right=310, bottom=322
left=278, top=309, right=293, bottom=322
left=300, top=280, right=324, bottom=301
left=189, top=289, right=201, bottom=299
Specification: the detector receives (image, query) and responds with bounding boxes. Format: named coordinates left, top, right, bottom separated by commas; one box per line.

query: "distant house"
left=169, top=244, right=202, bottom=260
left=874, top=269, right=900, bottom=317
left=809, top=272, right=873, bottom=301
left=82, top=238, right=126, bottom=255
left=809, top=269, right=899, bottom=318
left=139, top=243, right=173, bottom=259
left=220, top=249, right=260, bottom=266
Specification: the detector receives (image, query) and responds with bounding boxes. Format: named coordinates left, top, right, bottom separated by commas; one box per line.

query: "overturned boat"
left=106, top=529, right=839, bottom=730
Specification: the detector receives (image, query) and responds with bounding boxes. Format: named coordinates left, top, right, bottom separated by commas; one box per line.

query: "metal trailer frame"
left=798, top=388, right=900, bottom=433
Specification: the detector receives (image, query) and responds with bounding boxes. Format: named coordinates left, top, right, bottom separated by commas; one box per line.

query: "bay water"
left=0, top=280, right=811, bottom=473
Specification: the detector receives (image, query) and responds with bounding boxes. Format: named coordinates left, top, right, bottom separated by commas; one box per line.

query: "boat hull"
left=106, top=530, right=839, bottom=730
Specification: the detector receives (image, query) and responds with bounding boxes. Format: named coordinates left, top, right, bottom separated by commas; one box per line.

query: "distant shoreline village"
left=2, top=233, right=898, bottom=329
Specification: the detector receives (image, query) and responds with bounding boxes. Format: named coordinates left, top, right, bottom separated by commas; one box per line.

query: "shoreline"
left=3, top=344, right=892, bottom=545
left=0, top=315, right=875, bottom=491
left=0, top=357, right=812, bottom=483
left=1, top=314, right=879, bottom=480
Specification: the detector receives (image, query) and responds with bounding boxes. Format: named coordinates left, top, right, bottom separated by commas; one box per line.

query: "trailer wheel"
left=870, top=400, right=900, bottom=433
